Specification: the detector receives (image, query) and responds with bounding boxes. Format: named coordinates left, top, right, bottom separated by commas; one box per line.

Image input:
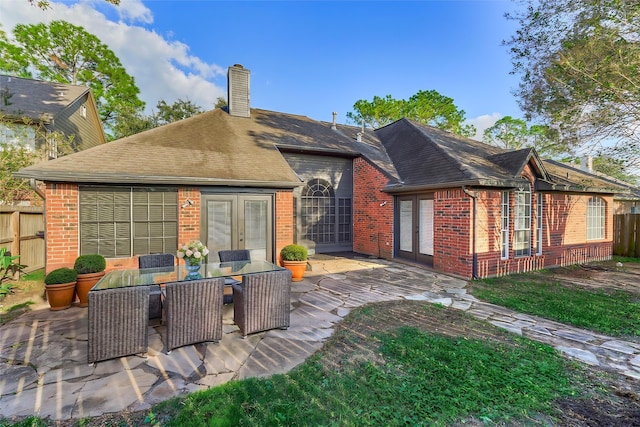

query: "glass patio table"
left=91, top=260, right=285, bottom=290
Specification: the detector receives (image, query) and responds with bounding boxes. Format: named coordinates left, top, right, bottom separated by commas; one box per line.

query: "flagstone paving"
left=0, top=254, right=638, bottom=422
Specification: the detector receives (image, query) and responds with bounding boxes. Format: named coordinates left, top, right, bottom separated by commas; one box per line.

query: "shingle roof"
left=541, top=160, right=633, bottom=194
left=0, top=75, right=88, bottom=122
left=375, top=119, right=535, bottom=191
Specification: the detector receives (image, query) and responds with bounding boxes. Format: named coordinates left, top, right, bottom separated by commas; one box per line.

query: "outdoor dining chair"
left=232, top=269, right=292, bottom=337
left=138, top=253, right=175, bottom=319
left=217, top=249, right=250, bottom=303
left=164, top=277, right=224, bottom=352
left=88, top=285, right=150, bottom=364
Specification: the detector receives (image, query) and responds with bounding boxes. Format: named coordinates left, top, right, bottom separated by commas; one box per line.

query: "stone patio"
left=0, top=254, right=639, bottom=422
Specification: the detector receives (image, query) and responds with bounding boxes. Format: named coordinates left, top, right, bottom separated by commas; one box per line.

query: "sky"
left=0, top=0, right=524, bottom=140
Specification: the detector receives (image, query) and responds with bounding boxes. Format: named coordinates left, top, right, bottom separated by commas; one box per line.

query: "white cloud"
left=466, top=113, right=502, bottom=141
left=0, top=0, right=226, bottom=114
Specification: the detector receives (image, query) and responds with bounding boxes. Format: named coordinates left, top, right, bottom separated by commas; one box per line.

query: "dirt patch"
left=546, top=261, right=640, bottom=295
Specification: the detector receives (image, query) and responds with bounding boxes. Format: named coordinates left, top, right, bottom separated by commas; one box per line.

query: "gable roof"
left=0, top=75, right=89, bottom=122
left=375, top=119, right=550, bottom=192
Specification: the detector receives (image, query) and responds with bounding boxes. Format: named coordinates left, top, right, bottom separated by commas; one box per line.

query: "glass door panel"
left=399, top=199, right=413, bottom=252
left=419, top=199, right=434, bottom=256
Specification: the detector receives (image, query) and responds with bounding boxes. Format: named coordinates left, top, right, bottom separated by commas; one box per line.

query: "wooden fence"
left=0, top=206, right=45, bottom=272
left=613, top=214, right=640, bottom=258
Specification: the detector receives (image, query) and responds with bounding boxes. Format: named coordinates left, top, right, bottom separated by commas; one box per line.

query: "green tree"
left=483, top=116, right=565, bottom=157
left=347, top=90, right=475, bottom=137
left=111, top=99, right=205, bottom=139
left=154, top=99, right=204, bottom=125
left=505, top=0, right=640, bottom=172
left=214, top=96, right=227, bottom=109
left=0, top=20, right=144, bottom=136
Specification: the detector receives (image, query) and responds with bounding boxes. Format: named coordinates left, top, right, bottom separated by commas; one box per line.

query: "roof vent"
left=227, top=64, right=250, bottom=118
left=356, top=132, right=362, bottom=142
left=331, top=112, right=337, bottom=130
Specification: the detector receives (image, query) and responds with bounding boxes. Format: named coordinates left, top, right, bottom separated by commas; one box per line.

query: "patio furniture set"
left=87, top=252, right=292, bottom=365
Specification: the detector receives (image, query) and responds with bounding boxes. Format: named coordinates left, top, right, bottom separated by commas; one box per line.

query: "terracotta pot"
left=76, top=271, right=106, bottom=307
left=46, top=282, right=77, bottom=311
left=282, top=260, right=307, bottom=282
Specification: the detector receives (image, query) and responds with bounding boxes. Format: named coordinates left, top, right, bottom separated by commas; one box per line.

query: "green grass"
left=155, top=327, right=575, bottom=426
left=471, top=274, right=640, bottom=338
left=20, top=269, right=44, bottom=281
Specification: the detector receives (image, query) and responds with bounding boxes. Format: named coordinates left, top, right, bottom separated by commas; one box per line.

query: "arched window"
left=301, top=179, right=336, bottom=244
left=587, top=197, right=605, bottom=240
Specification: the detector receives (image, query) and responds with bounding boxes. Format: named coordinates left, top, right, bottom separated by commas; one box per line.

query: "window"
left=301, top=178, right=351, bottom=245
left=501, top=191, right=509, bottom=259
left=79, top=187, right=178, bottom=257
left=514, top=186, right=531, bottom=257
left=536, top=194, right=543, bottom=255
left=587, top=196, right=605, bottom=240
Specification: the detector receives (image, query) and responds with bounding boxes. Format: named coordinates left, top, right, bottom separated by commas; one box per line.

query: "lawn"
left=469, top=258, right=640, bottom=339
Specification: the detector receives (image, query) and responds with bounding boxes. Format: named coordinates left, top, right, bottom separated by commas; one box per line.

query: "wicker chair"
left=218, top=249, right=251, bottom=262
left=232, top=269, right=292, bottom=337
left=138, top=253, right=175, bottom=319
left=88, top=285, right=150, bottom=364
left=164, top=277, right=225, bottom=352
left=217, top=250, right=250, bottom=304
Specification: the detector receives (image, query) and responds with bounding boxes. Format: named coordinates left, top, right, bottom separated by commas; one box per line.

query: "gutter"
left=15, top=172, right=304, bottom=189
left=462, top=186, right=479, bottom=280
left=383, top=178, right=522, bottom=194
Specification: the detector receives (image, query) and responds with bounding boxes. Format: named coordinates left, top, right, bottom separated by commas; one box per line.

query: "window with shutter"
left=79, top=187, right=178, bottom=257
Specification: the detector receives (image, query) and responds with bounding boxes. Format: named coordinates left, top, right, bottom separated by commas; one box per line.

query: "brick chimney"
left=227, top=64, right=250, bottom=118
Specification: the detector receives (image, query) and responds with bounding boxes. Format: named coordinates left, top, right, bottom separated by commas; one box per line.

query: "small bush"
left=74, top=254, right=106, bottom=274
left=280, top=244, right=308, bottom=261
left=44, top=267, right=78, bottom=285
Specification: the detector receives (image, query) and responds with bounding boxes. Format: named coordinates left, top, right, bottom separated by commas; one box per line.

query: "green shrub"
left=73, top=254, right=106, bottom=274
left=44, top=267, right=78, bottom=285
left=280, top=244, right=308, bottom=261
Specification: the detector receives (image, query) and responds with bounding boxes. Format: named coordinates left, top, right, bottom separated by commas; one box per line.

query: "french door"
left=397, top=194, right=433, bottom=265
left=201, top=194, right=273, bottom=262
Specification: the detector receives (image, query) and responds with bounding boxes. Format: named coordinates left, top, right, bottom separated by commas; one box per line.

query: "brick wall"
left=352, top=158, right=394, bottom=259
left=474, top=190, right=613, bottom=278
left=433, top=188, right=473, bottom=277
left=275, top=190, right=294, bottom=264
left=44, top=182, right=79, bottom=272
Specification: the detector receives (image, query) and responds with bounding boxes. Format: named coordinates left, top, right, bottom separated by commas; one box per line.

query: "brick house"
left=15, top=65, right=626, bottom=278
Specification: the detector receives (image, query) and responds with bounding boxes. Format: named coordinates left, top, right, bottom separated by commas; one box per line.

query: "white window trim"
left=586, top=196, right=606, bottom=240
left=514, top=186, right=531, bottom=257
left=536, top=194, right=543, bottom=255
left=501, top=191, right=509, bottom=260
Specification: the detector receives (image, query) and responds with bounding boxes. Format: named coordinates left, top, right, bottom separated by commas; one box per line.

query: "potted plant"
left=44, top=267, right=78, bottom=311
left=74, top=254, right=107, bottom=307
left=280, top=244, right=308, bottom=282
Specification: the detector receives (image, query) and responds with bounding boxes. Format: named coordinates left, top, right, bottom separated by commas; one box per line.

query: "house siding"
left=352, top=158, right=394, bottom=259
left=54, top=94, right=105, bottom=151
left=43, top=184, right=295, bottom=273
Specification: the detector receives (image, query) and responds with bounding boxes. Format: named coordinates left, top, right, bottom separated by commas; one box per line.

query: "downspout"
left=462, top=186, right=479, bottom=279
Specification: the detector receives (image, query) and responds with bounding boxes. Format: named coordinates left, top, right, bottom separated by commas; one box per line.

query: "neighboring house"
left=0, top=75, right=106, bottom=155
left=15, top=65, right=628, bottom=278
